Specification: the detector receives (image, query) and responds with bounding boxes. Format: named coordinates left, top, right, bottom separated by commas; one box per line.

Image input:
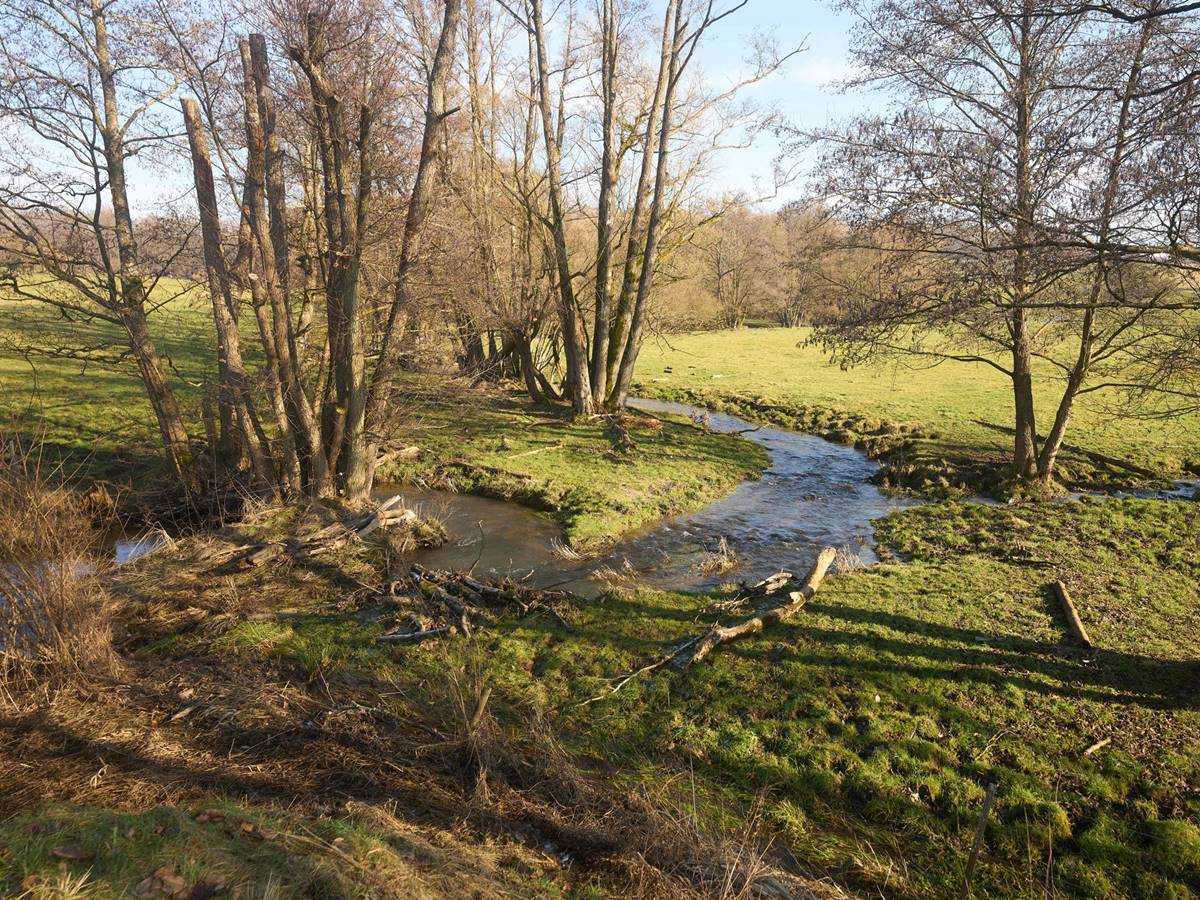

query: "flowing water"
left=110, top=399, right=1197, bottom=593
left=378, top=398, right=920, bottom=595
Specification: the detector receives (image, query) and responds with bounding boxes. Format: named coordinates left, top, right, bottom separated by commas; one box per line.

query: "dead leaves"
left=133, top=867, right=186, bottom=898
left=133, top=867, right=226, bottom=899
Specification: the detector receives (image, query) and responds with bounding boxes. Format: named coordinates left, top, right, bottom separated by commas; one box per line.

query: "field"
left=2, top=301, right=1199, bottom=897
left=0, top=284, right=218, bottom=481
left=635, top=328, right=1200, bottom=494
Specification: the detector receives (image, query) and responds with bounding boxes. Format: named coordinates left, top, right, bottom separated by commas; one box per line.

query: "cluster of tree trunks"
left=178, top=7, right=462, bottom=501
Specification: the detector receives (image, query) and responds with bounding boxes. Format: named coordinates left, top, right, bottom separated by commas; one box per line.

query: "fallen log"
left=674, top=548, right=838, bottom=669
left=1052, top=580, right=1092, bottom=648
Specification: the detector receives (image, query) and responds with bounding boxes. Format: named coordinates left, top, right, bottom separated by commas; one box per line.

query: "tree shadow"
left=782, top=601, right=1198, bottom=710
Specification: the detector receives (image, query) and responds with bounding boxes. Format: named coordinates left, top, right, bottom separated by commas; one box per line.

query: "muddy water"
left=380, top=399, right=920, bottom=595
left=109, top=399, right=1196, bottom=588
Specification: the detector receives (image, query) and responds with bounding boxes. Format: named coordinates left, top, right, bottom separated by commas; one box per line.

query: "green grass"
left=137, top=497, right=1199, bottom=898
left=382, top=380, right=767, bottom=549
left=0, top=281, right=221, bottom=481
left=634, top=328, right=1200, bottom=494
left=5, top=292, right=1199, bottom=896
left=0, top=289, right=767, bottom=549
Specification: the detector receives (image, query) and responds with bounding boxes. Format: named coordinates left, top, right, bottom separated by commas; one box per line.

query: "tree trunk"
left=238, top=40, right=302, bottom=494
left=609, top=0, right=686, bottom=409
left=247, top=37, right=329, bottom=495
left=368, top=0, right=463, bottom=437
left=605, top=0, right=677, bottom=402
left=90, top=0, right=193, bottom=482
left=1011, top=330, right=1039, bottom=482
left=181, top=98, right=275, bottom=493
left=590, top=0, right=619, bottom=402
left=1036, top=20, right=1150, bottom=485
left=529, top=0, right=594, bottom=416
left=1009, top=2, right=1039, bottom=483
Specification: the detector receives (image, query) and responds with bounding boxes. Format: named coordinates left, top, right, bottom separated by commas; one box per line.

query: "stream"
left=112, top=398, right=1195, bottom=595
left=376, top=398, right=918, bottom=596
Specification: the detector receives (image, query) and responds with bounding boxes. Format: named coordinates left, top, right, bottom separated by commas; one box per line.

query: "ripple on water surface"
left=383, top=398, right=920, bottom=595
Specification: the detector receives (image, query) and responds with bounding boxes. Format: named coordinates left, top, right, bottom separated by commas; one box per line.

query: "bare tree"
left=812, top=0, right=1200, bottom=487
left=0, top=0, right=195, bottom=481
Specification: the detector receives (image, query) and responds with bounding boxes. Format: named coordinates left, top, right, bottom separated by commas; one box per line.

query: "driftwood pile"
left=206, top=495, right=420, bottom=573
left=377, top=562, right=577, bottom=644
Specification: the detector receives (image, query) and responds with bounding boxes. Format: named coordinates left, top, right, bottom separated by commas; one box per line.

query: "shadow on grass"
left=778, top=601, right=1198, bottom=711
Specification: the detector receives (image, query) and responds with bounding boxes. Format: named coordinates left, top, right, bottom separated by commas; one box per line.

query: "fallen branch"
left=377, top=564, right=578, bottom=646
left=697, top=569, right=795, bottom=618
left=1083, top=737, right=1111, bottom=757
left=209, top=496, right=418, bottom=573
left=377, top=625, right=453, bottom=643
left=372, top=445, right=422, bottom=469
left=674, top=548, right=837, bottom=669
left=508, top=442, right=564, bottom=459
left=1051, top=580, right=1092, bottom=648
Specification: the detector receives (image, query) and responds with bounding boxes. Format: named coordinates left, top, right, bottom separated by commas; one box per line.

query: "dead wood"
left=697, top=569, right=795, bottom=618
left=675, top=548, right=837, bottom=669
left=1052, top=580, right=1093, bottom=648
left=1083, top=737, right=1111, bottom=756
left=378, top=626, right=454, bottom=643
left=375, top=564, right=578, bottom=644
left=207, top=495, right=417, bottom=573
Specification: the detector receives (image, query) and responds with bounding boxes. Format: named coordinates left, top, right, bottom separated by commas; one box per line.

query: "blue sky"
left=693, top=0, right=883, bottom=206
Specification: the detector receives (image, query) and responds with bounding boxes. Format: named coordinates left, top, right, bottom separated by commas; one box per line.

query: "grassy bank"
left=0, top=293, right=766, bottom=548
left=4, top=496, right=1196, bottom=897
left=635, top=328, right=1200, bottom=496
left=380, top=379, right=767, bottom=550
left=0, top=285, right=216, bottom=483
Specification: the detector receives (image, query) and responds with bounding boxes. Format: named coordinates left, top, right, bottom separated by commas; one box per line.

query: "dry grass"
left=0, top=441, right=117, bottom=696
left=430, top=660, right=846, bottom=899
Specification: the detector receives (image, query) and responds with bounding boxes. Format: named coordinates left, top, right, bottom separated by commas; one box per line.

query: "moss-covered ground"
left=5, top=496, right=1196, bottom=898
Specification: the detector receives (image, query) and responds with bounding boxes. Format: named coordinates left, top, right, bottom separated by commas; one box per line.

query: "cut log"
left=1052, top=580, right=1092, bottom=648
left=675, top=547, right=837, bottom=669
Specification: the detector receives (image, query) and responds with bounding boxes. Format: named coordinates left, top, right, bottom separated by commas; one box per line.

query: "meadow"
left=2, top=297, right=1199, bottom=897
left=636, top=328, right=1200, bottom=493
